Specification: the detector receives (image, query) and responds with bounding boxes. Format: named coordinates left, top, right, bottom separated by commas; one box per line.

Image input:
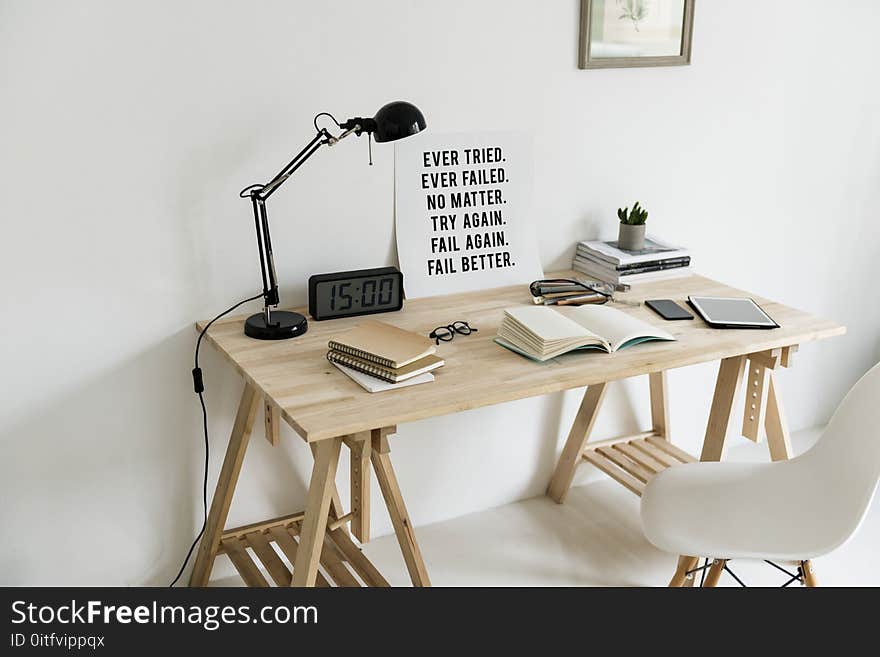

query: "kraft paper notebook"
left=495, top=304, right=675, bottom=362
left=328, top=320, right=436, bottom=368
left=327, top=351, right=445, bottom=383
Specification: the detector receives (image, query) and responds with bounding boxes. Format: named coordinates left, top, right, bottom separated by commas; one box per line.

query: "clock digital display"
left=309, top=267, right=404, bottom=320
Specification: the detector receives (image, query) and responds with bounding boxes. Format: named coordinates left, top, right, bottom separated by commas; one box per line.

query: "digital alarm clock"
left=308, top=267, right=404, bottom=321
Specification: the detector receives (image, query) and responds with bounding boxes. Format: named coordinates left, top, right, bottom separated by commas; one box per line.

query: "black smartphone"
left=645, top=299, right=694, bottom=321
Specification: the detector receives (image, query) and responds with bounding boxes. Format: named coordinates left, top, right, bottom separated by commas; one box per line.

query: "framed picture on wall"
left=579, top=0, right=695, bottom=69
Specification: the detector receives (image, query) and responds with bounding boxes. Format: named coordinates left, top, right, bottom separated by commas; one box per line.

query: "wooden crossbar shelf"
left=581, top=433, right=696, bottom=497
left=217, top=514, right=389, bottom=587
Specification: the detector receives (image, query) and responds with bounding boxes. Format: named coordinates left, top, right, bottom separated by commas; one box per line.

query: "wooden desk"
left=189, top=273, right=844, bottom=587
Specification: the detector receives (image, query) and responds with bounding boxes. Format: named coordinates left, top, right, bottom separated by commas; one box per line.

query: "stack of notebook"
left=573, top=237, right=691, bottom=286
left=327, top=320, right=444, bottom=392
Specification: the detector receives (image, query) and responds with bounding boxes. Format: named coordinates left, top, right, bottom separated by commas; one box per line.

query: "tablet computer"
left=687, top=296, right=779, bottom=329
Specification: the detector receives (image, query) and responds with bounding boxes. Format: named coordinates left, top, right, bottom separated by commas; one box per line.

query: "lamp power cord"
left=169, top=110, right=362, bottom=587
left=169, top=292, right=264, bottom=587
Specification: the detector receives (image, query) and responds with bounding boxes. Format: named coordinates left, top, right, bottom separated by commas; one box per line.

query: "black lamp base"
left=244, top=310, right=309, bottom=340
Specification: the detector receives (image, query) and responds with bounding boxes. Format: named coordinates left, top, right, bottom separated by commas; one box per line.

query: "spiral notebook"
left=327, top=350, right=444, bottom=383
left=332, top=362, right=435, bottom=393
left=327, top=320, right=436, bottom=368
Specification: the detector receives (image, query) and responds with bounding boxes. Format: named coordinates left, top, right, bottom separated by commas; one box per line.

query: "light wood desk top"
left=198, top=273, right=845, bottom=442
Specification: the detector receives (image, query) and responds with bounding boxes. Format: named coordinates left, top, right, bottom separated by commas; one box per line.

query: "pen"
left=549, top=293, right=607, bottom=306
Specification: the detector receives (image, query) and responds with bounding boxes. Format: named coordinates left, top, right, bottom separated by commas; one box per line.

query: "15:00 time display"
left=308, top=267, right=404, bottom=321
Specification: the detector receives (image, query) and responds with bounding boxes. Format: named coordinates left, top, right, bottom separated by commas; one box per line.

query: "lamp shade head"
left=371, top=101, right=426, bottom=143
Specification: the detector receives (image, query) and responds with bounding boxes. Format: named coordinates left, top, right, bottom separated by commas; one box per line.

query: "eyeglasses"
left=429, top=321, right=478, bottom=345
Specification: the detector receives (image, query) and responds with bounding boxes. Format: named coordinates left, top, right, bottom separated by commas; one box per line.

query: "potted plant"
left=617, top=201, right=648, bottom=251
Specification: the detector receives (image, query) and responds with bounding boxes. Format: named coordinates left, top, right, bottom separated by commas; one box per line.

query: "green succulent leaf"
left=618, top=200, right=648, bottom=225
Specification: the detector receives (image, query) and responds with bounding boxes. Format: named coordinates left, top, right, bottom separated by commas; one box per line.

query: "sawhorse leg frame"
left=545, top=345, right=811, bottom=587
left=547, top=370, right=690, bottom=503
left=188, top=383, right=430, bottom=587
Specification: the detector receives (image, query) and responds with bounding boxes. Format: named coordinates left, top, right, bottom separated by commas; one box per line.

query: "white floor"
left=215, top=428, right=880, bottom=587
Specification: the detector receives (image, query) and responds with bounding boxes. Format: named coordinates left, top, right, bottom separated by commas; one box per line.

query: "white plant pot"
left=618, top=223, right=646, bottom=251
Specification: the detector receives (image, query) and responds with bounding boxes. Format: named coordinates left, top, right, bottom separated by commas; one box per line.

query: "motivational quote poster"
left=394, top=131, right=542, bottom=298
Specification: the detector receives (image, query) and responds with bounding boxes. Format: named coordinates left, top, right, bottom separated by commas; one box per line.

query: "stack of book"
left=573, top=237, right=691, bottom=286
left=326, top=320, right=444, bottom=393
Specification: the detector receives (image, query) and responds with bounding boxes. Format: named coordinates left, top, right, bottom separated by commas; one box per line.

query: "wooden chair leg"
left=189, top=384, right=260, bottom=586
left=703, top=559, right=726, bottom=587
left=547, top=383, right=608, bottom=503
left=371, top=428, right=430, bottom=587
left=669, top=556, right=699, bottom=587
left=292, top=437, right=343, bottom=586
left=801, top=560, right=818, bottom=587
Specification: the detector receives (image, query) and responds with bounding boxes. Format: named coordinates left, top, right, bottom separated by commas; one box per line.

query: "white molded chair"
left=640, top=362, right=880, bottom=587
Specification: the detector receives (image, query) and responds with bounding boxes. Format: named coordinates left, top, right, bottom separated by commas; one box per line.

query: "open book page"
left=504, top=306, right=596, bottom=342
left=501, top=306, right=607, bottom=358
left=563, top=305, right=675, bottom=352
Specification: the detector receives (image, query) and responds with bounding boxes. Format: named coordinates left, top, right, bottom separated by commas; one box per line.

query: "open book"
left=495, top=304, right=675, bottom=362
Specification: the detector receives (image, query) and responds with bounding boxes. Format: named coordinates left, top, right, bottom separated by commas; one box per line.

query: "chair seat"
left=640, top=459, right=849, bottom=561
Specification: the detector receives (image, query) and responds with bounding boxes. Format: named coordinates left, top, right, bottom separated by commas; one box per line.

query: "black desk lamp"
left=239, top=101, right=427, bottom=340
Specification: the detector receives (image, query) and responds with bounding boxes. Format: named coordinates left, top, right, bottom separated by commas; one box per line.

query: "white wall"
left=1, top=1, right=878, bottom=585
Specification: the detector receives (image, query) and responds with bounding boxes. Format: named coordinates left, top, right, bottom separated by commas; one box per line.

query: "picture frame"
left=579, top=0, right=695, bottom=69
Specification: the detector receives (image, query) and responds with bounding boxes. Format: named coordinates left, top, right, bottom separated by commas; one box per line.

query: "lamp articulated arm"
left=236, top=101, right=426, bottom=340
left=242, top=124, right=364, bottom=320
